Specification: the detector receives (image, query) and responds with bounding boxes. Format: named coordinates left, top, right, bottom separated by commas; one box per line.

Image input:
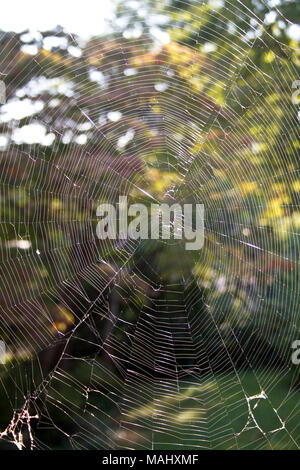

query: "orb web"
left=0, top=0, right=299, bottom=450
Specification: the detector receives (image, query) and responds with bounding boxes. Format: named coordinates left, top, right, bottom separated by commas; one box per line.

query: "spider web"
left=0, top=0, right=299, bottom=450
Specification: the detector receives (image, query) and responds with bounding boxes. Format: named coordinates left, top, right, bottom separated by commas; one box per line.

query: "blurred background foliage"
left=0, top=0, right=299, bottom=450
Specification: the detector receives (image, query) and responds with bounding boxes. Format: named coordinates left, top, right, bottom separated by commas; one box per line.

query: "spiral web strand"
left=0, top=0, right=299, bottom=450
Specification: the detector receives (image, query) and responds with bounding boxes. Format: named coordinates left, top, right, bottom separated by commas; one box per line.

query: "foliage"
left=0, top=0, right=299, bottom=450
